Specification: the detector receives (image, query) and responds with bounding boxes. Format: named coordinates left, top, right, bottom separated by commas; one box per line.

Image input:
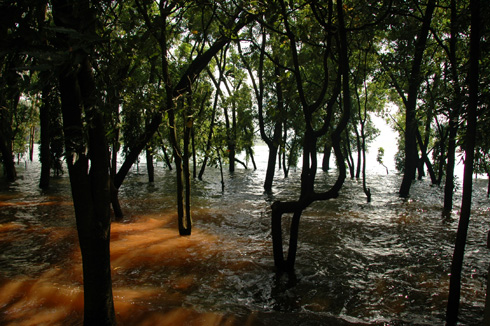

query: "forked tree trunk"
left=58, top=60, right=115, bottom=325
left=53, top=2, right=116, bottom=323
left=271, top=0, right=348, bottom=273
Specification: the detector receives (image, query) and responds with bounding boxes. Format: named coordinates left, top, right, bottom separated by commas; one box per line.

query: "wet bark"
left=399, top=0, right=436, bottom=197
left=446, top=0, right=479, bottom=323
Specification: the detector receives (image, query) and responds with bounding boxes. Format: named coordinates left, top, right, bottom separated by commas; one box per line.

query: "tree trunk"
left=246, top=146, right=257, bottom=170
left=361, top=127, right=371, bottom=202
left=168, top=101, right=191, bottom=236
left=444, top=0, right=463, bottom=213
left=146, top=147, right=154, bottom=183
left=39, top=84, right=51, bottom=189
left=354, top=127, right=361, bottom=179
left=29, top=126, right=35, bottom=162
left=263, top=66, right=284, bottom=191
left=0, top=105, right=16, bottom=182
left=416, top=127, right=437, bottom=184
left=446, top=0, right=479, bottom=323
left=444, top=112, right=458, bottom=213
left=399, top=0, right=436, bottom=197
left=57, top=60, right=115, bottom=325
left=322, top=143, right=331, bottom=171
left=183, top=101, right=192, bottom=234
left=271, top=0, right=349, bottom=273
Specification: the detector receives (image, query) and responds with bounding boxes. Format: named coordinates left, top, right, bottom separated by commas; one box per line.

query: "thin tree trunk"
left=416, top=127, right=437, bottom=184
left=354, top=127, right=361, bottom=179
left=161, top=144, right=172, bottom=170
left=322, top=143, right=331, bottom=172
left=446, top=0, right=480, bottom=323
left=146, top=147, right=154, bottom=183
left=39, top=84, right=51, bottom=189
left=444, top=110, right=459, bottom=213
left=183, top=98, right=192, bottom=234
left=169, top=102, right=191, bottom=236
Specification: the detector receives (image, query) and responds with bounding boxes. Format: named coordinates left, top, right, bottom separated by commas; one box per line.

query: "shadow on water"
left=0, top=160, right=489, bottom=325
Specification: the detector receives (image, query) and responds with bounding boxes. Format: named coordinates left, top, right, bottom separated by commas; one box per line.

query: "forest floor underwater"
left=0, top=155, right=489, bottom=325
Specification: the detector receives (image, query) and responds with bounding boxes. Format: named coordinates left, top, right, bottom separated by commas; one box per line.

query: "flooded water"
left=0, top=149, right=489, bottom=325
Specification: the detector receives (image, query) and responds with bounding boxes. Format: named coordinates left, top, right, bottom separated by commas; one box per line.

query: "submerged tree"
left=446, top=0, right=481, bottom=323
left=51, top=0, right=116, bottom=323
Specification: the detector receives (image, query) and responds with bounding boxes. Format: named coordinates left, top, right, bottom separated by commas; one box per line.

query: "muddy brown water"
left=0, top=156, right=489, bottom=325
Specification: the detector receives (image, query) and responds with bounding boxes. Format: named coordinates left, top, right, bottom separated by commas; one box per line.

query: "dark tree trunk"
left=146, top=147, right=154, bottom=183
left=263, top=67, right=283, bottom=191
left=416, top=127, right=437, bottom=184
left=0, top=105, right=16, bottom=182
left=446, top=0, right=480, bottom=323
left=443, top=0, right=463, bottom=213
left=265, top=144, right=280, bottom=191
left=399, top=0, right=436, bottom=197
left=271, top=0, right=348, bottom=273
left=487, top=172, right=490, bottom=198
left=322, top=143, right=332, bottom=171
left=444, top=110, right=459, bottom=213
left=57, top=60, right=115, bottom=326
left=191, top=127, right=197, bottom=179
left=183, top=100, right=192, bottom=233
left=354, top=127, right=361, bottom=179
left=29, top=126, right=35, bottom=162
left=52, top=2, right=116, bottom=323
left=246, top=146, right=257, bottom=170
left=168, top=100, right=191, bottom=236
left=39, top=84, right=52, bottom=189
left=344, top=136, right=355, bottom=179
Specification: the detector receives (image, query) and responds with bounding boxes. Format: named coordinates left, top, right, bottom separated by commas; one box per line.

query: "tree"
left=446, top=0, right=480, bottom=323
left=381, top=0, right=436, bottom=197
left=377, top=147, right=389, bottom=174
left=51, top=0, right=116, bottom=324
left=271, top=0, right=347, bottom=272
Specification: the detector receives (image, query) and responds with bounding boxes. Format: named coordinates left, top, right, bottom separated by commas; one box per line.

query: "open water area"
left=0, top=148, right=489, bottom=325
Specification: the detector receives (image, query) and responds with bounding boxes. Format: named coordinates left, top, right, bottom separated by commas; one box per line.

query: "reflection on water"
left=0, top=158, right=489, bottom=325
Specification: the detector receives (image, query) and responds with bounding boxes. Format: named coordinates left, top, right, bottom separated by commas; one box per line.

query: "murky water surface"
left=0, top=156, right=489, bottom=325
